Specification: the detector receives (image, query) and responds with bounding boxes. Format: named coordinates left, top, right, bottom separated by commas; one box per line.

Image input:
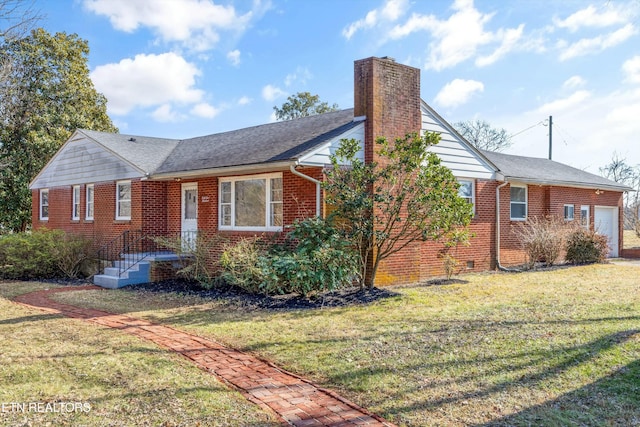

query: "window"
left=581, top=205, right=589, bottom=229
left=116, top=180, right=131, bottom=220
left=457, top=179, right=475, bottom=213
left=40, top=189, right=49, bottom=220
left=510, top=184, right=527, bottom=220
left=564, top=204, right=575, bottom=221
left=86, top=184, right=94, bottom=220
left=72, top=185, right=80, bottom=220
left=219, top=173, right=283, bottom=231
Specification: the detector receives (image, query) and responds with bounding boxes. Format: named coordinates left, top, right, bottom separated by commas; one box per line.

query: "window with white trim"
left=72, top=185, right=80, bottom=220
left=457, top=179, right=475, bottom=213
left=219, top=173, right=283, bottom=231
left=510, top=184, right=527, bottom=220
left=86, top=184, right=94, bottom=220
left=564, top=204, right=575, bottom=221
left=116, top=180, right=131, bottom=220
left=580, top=205, right=589, bottom=229
left=40, top=189, right=49, bottom=220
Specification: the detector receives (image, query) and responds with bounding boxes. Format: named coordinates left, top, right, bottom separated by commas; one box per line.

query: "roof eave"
left=501, top=176, right=632, bottom=192
left=149, top=160, right=297, bottom=181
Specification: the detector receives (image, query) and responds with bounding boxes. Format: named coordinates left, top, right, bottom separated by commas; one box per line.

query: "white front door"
left=181, top=183, right=198, bottom=251
left=595, top=206, right=618, bottom=257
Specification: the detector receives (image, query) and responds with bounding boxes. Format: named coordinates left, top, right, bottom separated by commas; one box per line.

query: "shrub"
left=154, top=232, right=225, bottom=288
left=270, top=217, right=360, bottom=296
left=219, top=218, right=360, bottom=296
left=219, top=238, right=270, bottom=294
left=565, top=228, right=609, bottom=264
left=516, top=216, right=569, bottom=269
left=0, top=229, right=94, bottom=279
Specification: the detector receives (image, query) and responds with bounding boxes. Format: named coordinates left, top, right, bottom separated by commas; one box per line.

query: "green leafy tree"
left=453, top=119, right=511, bottom=152
left=324, top=133, right=473, bottom=287
left=273, top=91, right=338, bottom=121
left=0, top=28, right=117, bottom=232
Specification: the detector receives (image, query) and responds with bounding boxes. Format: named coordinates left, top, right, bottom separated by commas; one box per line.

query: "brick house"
left=29, top=56, right=631, bottom=287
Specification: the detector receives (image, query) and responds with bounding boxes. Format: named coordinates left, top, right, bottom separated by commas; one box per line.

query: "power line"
left=509, top=120, right=545, bottom=139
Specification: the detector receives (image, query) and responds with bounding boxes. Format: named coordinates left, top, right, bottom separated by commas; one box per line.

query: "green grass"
left=5, top=264, right=640, bottom=426
left=0, top=283, right=279, bottom=427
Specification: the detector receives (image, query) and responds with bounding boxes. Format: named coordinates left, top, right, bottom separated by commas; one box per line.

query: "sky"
left=27, top=0, right=640, bottom=174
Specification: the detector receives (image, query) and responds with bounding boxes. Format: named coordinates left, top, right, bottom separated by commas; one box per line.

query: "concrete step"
left=93, top=261, right=151, bottom=289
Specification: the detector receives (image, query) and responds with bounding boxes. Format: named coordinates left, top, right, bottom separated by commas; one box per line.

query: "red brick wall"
left=498, top=184, right=624, bottom=266
left=32, top=179, right=164, bottom=248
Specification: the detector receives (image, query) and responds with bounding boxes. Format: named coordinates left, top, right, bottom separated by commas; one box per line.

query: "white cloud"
left=535, top=90, right=591, bottom=114
left=554, top=4, right=629, bottom=33
left=262, top=84, right=286, bottom=101
left=342, top=0, right=408, bottom=40
left=284, top=67, right=312, bottom=87
left=238, top=96, right=252, bottom=105
left=91, top=52, right=203, bottom=116
left=389, top=0, right=523, bottom=71
left=563, top=76, right=586, bottom=90
left=151, top=104, right=182, bottom=122
left=623, top=55, right=640, bottom=84
left=190, top=102, right=221, bottom=119
left=434, top=78, right=484, bottom=108
left=558, top=24, right=637, bottom=61
left=499, top=88, right=640, bottom=173
left=476, top=24, right=524, bottom=67
left=227, top=49, right=241, bottom=66
left=83, top=0, right=268, bottom=51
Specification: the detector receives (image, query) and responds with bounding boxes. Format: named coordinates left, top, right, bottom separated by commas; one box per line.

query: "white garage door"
left=594, top=206, right=619, bottom=257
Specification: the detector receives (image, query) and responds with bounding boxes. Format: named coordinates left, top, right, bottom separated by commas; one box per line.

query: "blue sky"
left=32, top=0, right=640, bottom=173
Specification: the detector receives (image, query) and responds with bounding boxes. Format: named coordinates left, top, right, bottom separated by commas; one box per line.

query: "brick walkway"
left=12, top=286, right=395, bottom=427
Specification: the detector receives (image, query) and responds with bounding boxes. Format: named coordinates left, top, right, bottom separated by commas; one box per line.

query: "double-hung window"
left=72, top=185, right=80, bottom=220
left=219, top=173, right=283, bottom=231
left=40, top=189, right=49, bottom=221
left=510, top=184, right=527, bottom=221
left=580, top=205, right=589, bottom=229
left=86, top=184, right=94, bottom=220
left=457, top=179, right=475, bottom=214
left=116, top=180, right=131, bottom=220
left=564, top=204, right=575, bottom=221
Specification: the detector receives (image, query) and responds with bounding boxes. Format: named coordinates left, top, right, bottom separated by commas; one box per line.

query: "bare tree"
left=453, top=119, right=512, bottom=152
left=1, top=0, right=40, bottom=40
left=600, top=153, right=640, bottom=235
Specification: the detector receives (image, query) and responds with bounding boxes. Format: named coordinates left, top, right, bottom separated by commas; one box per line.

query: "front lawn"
left=4, top=263, right=639, bottom=426
left=0, top=283, right=279, bottom=426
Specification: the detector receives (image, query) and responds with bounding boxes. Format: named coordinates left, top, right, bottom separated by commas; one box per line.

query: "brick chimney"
left=353, top=56, right=422, bottom=164
left=353, top=57, right=423, bottom=286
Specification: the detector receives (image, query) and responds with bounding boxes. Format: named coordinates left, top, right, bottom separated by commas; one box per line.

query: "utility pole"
left=548, top=115, right=553, bottom=160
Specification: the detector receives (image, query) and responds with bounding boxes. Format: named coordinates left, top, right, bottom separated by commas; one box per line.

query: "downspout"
left=290, top=164, right=321, bottom=217
left=495, top=181, right=519, bottom=272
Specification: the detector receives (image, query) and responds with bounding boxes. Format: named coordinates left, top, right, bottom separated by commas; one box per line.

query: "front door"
left=181, top=183, right=198, bottom=251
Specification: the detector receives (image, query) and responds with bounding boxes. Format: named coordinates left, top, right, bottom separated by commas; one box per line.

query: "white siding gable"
left=298, top=122, right=365, bottom=166
left=421, top=102, right=496, bottom=179
left=30, top=132, right=144, bottom=189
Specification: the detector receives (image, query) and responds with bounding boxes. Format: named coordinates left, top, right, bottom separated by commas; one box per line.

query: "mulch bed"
left=126, top=279, right=399, bottom=311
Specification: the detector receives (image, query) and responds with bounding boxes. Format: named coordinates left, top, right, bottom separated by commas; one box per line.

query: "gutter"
left=149, top=161, right=295, bottom=181
left=495, top=181, right=520, bottom=273
left=290, top=164, right=321, bottom=217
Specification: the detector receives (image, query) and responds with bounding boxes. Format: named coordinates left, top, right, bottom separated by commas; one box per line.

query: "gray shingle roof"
left=481, top=149, right=632, bottom=192
left=154, top=108, right=357, bottom=175
left=79, top=129, right=179, bottom=174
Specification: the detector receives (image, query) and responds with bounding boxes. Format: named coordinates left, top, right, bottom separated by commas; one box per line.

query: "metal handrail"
left=96, top=230, right=197, bottom=277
